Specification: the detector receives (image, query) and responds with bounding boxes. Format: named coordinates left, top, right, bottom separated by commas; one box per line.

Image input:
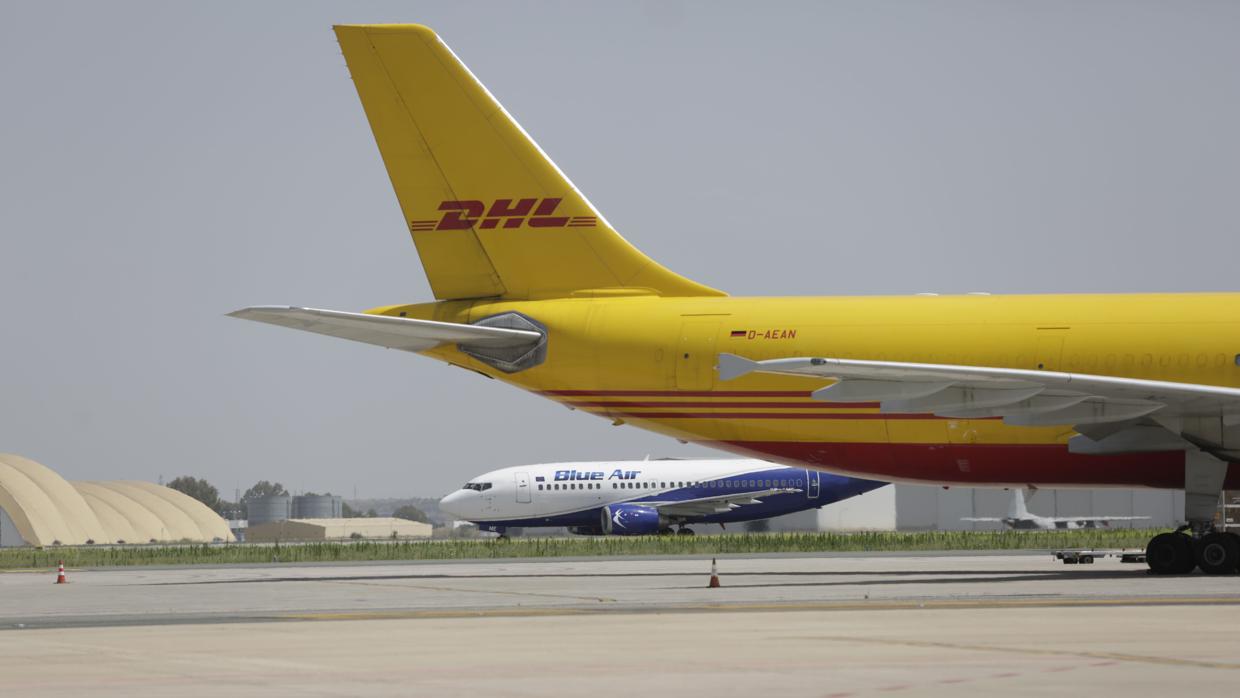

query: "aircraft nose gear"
left=1146, top=450, right=1238, bottom=575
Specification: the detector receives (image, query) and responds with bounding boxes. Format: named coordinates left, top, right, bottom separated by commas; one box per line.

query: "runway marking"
left=788, top=635, right=1240, bottom=671
left=314, top=578, right=615, bottom=604
left=280, top=594, right=1240, bottom=624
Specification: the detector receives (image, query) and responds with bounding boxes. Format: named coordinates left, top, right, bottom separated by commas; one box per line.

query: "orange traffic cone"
left=54, top=560, right=67, bottom=585
left=708, top=557, right=721, bottom=588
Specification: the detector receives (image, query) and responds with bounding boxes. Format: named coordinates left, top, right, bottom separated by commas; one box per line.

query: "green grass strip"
left=0, top=529, right=1160, bottom=570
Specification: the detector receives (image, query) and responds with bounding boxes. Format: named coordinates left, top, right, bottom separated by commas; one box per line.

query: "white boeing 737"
left=439, top=459, right=884, bottom=536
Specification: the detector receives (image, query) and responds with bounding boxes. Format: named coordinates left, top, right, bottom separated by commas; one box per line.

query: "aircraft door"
left=675, top=319, right=721, bottom=390
left=515, top=471, right=532, bottom=503
left=806, top=469, right=820, bottom=499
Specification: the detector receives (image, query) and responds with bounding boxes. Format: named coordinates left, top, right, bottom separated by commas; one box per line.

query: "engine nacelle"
left=600, top=503, right=663, bottom=535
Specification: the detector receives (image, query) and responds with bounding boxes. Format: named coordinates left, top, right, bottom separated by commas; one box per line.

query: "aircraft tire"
left=677, top=528, right=695, bottom=536
left=1194, top=532, right=1240, bottom=575
left=1146, top=532, right=1194, bottom=575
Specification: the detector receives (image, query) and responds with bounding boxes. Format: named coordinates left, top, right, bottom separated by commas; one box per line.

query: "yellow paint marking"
left=314, top=579, right=615, bottom=604
left=279, top=595, right=1240, bottom=623
left=786, top=635, right=1240, bottom=671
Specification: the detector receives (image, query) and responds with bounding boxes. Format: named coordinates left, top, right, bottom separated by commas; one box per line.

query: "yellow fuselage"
left=379, top=292, right=1240, bottom=490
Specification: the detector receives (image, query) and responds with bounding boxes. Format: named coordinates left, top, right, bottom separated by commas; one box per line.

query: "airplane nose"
left=439, top=490, right=472, bottom=518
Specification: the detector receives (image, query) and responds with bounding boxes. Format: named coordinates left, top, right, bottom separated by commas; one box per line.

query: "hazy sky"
left=3, top=1, right=1238, bottom=499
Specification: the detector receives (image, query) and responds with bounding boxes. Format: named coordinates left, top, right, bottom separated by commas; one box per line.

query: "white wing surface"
left=718, top=353, right=1240, bottom=452
left=643, top=488, right=799, bottom=517
left=229, top=306, right=541, bottom=353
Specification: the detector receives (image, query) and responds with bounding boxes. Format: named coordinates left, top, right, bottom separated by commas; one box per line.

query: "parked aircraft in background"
left=963, top=488, right=1151, bottom=530
left=231, top=24, right=1240, bottom=574
left=439, top=459, right=884, bottom=536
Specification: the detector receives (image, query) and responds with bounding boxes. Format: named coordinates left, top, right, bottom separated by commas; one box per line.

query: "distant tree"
left=392, top=505, right=429, bottom=523
left=168, top=476, right=223, bottom=514
left=342, top=501, right=359, bottom=518
left=242, top=480, right=287, bottom=502
left=365, top=508, right=378, bottom=518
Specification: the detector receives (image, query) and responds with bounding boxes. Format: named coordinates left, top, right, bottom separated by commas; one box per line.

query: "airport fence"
left=0, top=528, right=1159, bottom=569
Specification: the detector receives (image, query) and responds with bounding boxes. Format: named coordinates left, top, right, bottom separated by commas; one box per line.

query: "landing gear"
left=1145, top=450, right=1237, bottom=575
left=1195, top=532, right=1240, bottom=575
left=658, top=527, right=675, bottom=536
left=676, top=527, right=695, bottom=536
left=1146, top=532, right=1195, bottom=575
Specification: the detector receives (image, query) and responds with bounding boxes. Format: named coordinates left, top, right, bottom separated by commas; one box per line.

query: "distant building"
left=0, top=453, right=235, bottom=546
left=244, top=517, right=432, bottom=542
left=292, top=495, right=343, bottom=519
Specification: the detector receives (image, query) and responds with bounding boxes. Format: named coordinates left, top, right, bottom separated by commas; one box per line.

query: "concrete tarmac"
left=0, top=553, right=1237, bottom=696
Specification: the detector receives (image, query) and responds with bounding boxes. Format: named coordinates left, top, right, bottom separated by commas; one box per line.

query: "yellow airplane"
left=231, top=24, right=1240, bottom=575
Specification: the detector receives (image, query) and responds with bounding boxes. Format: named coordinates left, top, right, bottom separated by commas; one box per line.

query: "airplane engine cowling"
left=600, top=503, right=663, bottom=535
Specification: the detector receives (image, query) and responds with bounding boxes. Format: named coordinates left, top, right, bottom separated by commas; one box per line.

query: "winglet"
left=717, top=353, right=760, bottom=381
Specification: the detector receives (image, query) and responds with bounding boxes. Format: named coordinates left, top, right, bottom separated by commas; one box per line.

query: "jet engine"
left=600, top=503, right=663, bottom=535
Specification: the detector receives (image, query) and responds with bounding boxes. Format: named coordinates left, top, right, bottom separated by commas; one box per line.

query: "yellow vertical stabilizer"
left=334, top=24, right=724, bottom=301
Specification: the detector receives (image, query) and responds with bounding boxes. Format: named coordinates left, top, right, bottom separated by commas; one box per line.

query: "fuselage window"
left=538, top=484, right=543, bottom=491
left=612, top=483, right=618, bottom=489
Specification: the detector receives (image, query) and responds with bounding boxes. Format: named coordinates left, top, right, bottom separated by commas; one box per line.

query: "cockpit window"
left=461, top=482, right=492, bottom=492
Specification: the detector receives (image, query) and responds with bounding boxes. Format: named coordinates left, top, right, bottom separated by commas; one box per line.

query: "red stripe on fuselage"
left=540, top=389, right=823, bottom=398
left=604, top=410, right=989, bottom=421
left=714, top=440, right=1240, bottom=489
left=563, top=400, right=878, bottom=409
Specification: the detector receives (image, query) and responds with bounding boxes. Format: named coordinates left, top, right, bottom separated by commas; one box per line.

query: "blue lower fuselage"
left=474, top=467, right=884, bottom=532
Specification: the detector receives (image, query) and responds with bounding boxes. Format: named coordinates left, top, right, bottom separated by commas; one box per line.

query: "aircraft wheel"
left=677, top=528, right=695, bottom=536
left=1146, top=532, right=1194, bottom=575
left=1194, top=532, right=1240, bottom=575
left=658, top=527, right=675, bottom=536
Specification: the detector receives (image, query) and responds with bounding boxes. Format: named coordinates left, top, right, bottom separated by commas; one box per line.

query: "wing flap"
left=719, top=353, right=1240, bottom=424
left=646, top=487, right=798, bottom=518
left=228, top=306, right=542, bottom=353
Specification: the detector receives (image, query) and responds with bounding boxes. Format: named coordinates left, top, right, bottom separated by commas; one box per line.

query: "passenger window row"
left=534, top=478, right=806, bottom=492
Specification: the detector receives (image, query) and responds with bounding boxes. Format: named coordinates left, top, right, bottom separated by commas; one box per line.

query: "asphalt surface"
left=0, top=552, right=1236, bottom=696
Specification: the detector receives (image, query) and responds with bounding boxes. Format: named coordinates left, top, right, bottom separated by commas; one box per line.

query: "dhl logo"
left=409, top=198, right=597, bottom=232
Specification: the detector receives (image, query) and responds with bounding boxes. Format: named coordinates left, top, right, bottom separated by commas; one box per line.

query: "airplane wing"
left=642, top=488, right=799, bottom=518
left=228, top=306, right=542, bottom=353
left=1044, top=516, right=1152, bottom=523
left=718, top=353, right=1240, bottom=451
